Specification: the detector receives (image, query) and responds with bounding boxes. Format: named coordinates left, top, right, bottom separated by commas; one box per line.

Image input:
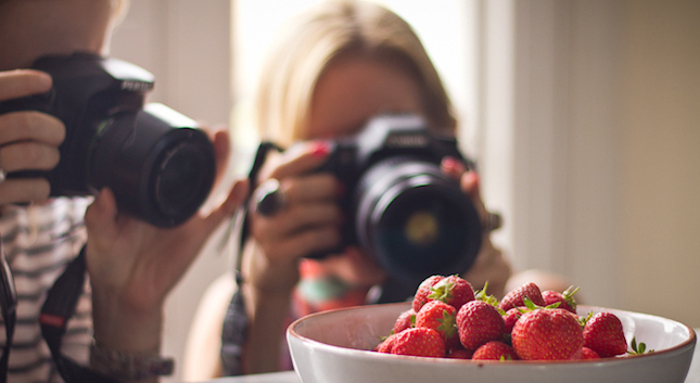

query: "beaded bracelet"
left=89, top=340, right=174, bottom=381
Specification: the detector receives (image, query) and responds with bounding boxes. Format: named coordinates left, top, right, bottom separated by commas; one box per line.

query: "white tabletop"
left=208, top=331, right=700, bottom=383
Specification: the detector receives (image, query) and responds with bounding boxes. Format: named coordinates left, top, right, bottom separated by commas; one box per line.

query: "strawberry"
left=391, top=327, right=446, bottom=358
left=446, top=345, right=473, bottom=359
left=375, top=333, right=399, bottom=354
left=456, top=300, right=506, bottom=350
left=499, top=282, right=545, bottom=312
left=542, top=286, right=579, bottom=314
left=472, top=340, right=518, bottom=360
left=582, top=312, right=627, bottom=357
left=511, top=308, right=584, bottom=360
left=581, top=346, right=601, bottom=359
left=412, top=275, right=445, bottom=312
left=393, top=308, right=416, bottom=334
left=428, top=275, right=475, bottom=311
left=415, top=300, right=459, bottom=349
left=502, top=307, right=525, bottom=334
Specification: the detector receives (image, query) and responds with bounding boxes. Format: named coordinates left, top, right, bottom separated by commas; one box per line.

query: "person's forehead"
left=308, top=55, right=425, bottom=139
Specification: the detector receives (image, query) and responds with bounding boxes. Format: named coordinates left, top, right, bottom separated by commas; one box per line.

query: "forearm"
left=240, top=281, right=293, bottom=374
left=90, top=291, right=167, bottom=383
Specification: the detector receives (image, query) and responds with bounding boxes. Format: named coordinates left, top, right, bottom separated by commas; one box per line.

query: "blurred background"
left=109, top=0, right=699, bottom=381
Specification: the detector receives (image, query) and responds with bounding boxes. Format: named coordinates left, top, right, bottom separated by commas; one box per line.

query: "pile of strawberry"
left=374, top=275, right=649, bottom=361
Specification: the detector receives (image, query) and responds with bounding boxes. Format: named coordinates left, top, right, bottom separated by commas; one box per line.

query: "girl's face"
left=308, top=54, right=426, bottom=140
left=306, top=54, right=426, bottom=288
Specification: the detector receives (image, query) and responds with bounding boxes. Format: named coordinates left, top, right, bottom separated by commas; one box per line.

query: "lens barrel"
left=354, top=158, right=482, bottom=286
left=89, top=106, right=216, bottom=227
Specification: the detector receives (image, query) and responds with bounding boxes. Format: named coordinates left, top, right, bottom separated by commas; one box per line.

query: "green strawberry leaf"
left=628, top=337, right=654, bottom=355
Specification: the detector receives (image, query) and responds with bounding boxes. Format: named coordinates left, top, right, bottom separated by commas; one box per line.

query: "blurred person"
left=184, top=0, right=570, bottom=379
left=0, top=0, right=247, bottom=381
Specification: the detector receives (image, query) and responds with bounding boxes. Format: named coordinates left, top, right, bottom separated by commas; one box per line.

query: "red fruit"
left=428, top=275, right=475, bottom=311
left=511, top=308, right=584, bottom=360
left=583, top=312, right=628, bottom=357
left=412, top=275, right=445, bottom=312
left=503, top=307, right=525, bottom=334
left=447, top=346, right=473, bottom=359
left=456, top=300, right=506, bottom=350
left=499, top=282, right=545, bottom=312
left=542, top=286, right=578, bottom=314
left=393, top=308, right=416, bottom=334
left=415, top=300, right=458, bottom=349
left=391, top=327, right=446, bottom=358
left=472, top=341, right=518, bottom=360
left=376, top=333, right=399, bottom=354
left=581, top=346, right=601, bottom=359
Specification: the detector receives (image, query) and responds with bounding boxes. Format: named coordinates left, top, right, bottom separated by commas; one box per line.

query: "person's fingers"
left=0, top=69, right=52, bottom=102
left=197, top=178, right=249, bottom=235
left=0, top=178, right=50, bottom=205
left=0, top=141, right=60, bottom=172
left=264, top=141, right=331, bottom=181
left=441, top=156, right=467, bottom=180
left=253, top=201, right=342, bottom=242
left=84, top=188, right=119, bottom=248
left=210, top=128, right=230, bottom=183
left=282, top=173, right=341, bottom=204
left=259, top=226, right=341, bottom=261
left=460, top=170, right=481, bottom=201
left=0, top=111, right=66, bottom=146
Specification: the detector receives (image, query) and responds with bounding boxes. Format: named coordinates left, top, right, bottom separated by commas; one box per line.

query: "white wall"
left=484, top=0, right=700, bottom=327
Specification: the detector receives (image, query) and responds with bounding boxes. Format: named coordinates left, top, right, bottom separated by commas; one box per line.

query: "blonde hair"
left=255, top=0, right=456, bottom=147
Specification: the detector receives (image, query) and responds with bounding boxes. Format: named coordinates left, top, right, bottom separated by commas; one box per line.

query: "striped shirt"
left=0, top=197, right=93, bottom=383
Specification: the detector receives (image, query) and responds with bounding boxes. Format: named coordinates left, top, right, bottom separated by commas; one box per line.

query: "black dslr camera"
left=312, top=114, right=482, bottom=286
left=0, top=53, right=216, bottom=227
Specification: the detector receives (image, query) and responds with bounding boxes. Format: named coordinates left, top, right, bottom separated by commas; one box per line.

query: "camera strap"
left=0, top=240, right=16, bottom=383
left=39, top=245, right=119, bottom=383
left=234, top=141, right=283, bottom=272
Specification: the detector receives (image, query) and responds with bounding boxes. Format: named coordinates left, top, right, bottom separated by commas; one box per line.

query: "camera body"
left=312, top=114, right=482, bottom=286
left=0, top=53, right=216, bottom=227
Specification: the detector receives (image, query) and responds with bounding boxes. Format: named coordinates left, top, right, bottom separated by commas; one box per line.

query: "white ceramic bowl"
left=287, top=302, right=696, bottom=383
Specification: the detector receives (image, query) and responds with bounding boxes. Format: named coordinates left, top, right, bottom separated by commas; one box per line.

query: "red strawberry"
left=415, top=300, right=458, bottom=349
left=375, top=333, right=399, bottom=354
left=511, top=308, right=584, bottom=360
left=393, top=308, right=416, bottom=334
left=412, top=275, right=445, bottom=312
left=499, top=282, right=545, bottom=312
left=446, top=345, right=473, bottom=359
left=456, top=300, right=506, bottom=350
left=391, top=327, right=446, bottom=358
left=502, top=307, right=526, bottom=334
left=542, top=286, right=579, bottom=314
left=428, top=275, right=475, bottom=311
left=581, top=346, right=601, bottom=359
left=472, top=340, right=518, bottom=360
left=583, top=312, right=627, bottom=357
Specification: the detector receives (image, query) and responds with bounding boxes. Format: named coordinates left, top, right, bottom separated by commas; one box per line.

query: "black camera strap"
left=234, top=141, right=283, bottom=273
left=0, top=240, right=17, bottom=383
left=39, top=246, right=119, bottom=383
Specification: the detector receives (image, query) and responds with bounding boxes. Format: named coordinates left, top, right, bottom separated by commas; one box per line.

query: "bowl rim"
left=287, top=302, right=697, bottom=365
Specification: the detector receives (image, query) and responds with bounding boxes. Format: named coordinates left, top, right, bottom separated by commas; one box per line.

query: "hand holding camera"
left=0, top=53, right=217, bottom=227
left=248, top=114, right=485, bottom=291
left=0, top=69, right=65, bottom=205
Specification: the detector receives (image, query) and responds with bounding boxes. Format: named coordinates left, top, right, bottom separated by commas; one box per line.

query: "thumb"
left=85, top=188, right=119, bottom=245
left=199, top=178, right=249, bottom=234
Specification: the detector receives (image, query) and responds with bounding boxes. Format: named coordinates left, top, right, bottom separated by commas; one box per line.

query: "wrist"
left=91, top=291, right=164, bottom=353
left=90, top=338, right=174, bottom=381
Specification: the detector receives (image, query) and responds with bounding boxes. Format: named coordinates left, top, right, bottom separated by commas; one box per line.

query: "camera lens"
left=88, top=107, right=216, bottom=227
left=153, top=140, right=212, bottom=219
left=355, top=159, right=482, bottom=285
